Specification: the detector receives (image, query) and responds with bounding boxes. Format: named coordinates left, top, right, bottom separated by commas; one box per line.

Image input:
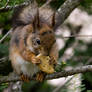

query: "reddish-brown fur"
left=9, top=3, right=58, bottom=81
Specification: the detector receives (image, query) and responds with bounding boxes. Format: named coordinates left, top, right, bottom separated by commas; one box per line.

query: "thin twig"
left=64, top=35, right=92, bottom=38
left=0, top=57, right=8, bottom=62
left=0, top=1, right=29, bottom=12
left=56, top=35, right=92, bottom=38
left=0, top=0, right=52, bottom=12
left=0, top=28, right=12, bottom=43
left=4, top=0, right=10, bottom=8
left=0, top=0, right=10, bottom=9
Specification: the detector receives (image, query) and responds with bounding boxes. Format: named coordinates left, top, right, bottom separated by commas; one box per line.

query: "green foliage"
left=36, top=0, right=46, bottom=6
left=36, top=0, right=65, bottom=8
left=0, top=44, right=9, bottom=56
left=0, top=83, right=8, bottom=92
left=0, top=0, right=25, bottom=7
left=0, top=0, right=26, bottom=29
left=22, top=81, right=54, bottom=92
left=75, top=42, right=92, bottom=56
left=59, top=37, right=75, bottom=58
left=0, top=11, right=12, bottom=30
left=83, top=72, right=92, bottom=87
left=55, top=60, right=67, bottom=72
left=80, top=0, right=92, bottom=14
left=81, top=84, right=86, bottom=92
left=50, top=0, right=65, bottom=9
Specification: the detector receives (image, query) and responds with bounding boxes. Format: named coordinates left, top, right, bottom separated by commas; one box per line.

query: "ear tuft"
left=51, top=12, right=56, bottom=28
left=32, top=8, right=40, bottom=30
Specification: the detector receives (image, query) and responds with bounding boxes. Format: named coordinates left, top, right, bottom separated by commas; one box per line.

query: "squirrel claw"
left=36, top=72, right=44, bottom=82
left=20, top=74, right=30, bottom=82
left=49, top=56, right=57, bottom=65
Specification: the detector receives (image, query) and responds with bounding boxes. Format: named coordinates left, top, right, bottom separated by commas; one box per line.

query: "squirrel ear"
left=51, top=12, right=56, bottom=28
left=33, top=8, right=40, bottom=30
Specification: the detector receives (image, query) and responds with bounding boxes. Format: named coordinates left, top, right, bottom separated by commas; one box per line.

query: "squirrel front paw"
left=32, top=57, right=41, bottom=64
left=49, top=56, right=57, bottom=66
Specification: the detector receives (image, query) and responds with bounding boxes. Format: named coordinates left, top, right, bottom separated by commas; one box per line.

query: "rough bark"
left=0, top=65, right=92, bottom=83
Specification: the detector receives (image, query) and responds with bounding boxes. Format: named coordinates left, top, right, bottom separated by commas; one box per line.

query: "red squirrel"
left=9, top=2, right=58, bottom=82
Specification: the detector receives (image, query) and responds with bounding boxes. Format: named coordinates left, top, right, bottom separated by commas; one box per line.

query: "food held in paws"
left=37, top=54, right=55, bottom=74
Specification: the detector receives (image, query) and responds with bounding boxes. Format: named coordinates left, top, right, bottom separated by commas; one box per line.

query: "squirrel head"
left=26, top=10, right=56, bottom=55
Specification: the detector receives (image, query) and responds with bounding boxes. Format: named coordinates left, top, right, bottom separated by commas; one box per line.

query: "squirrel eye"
left=36, top=39, right=41, bottom=45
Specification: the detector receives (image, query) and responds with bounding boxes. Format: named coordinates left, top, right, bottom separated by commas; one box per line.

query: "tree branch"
left=0, top=65, right=92, bottom=83
left=39, top=0, right=84, bottom=29
left=0, top=28, right=12, bottom=43
left=0, top=0, right=84, bottom=29
left=54, top=0, right=84, bottom=29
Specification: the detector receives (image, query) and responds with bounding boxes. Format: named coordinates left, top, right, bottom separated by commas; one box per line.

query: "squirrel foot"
left=36, top=72, right=45, bottom=82
left=20, top=74, right=30, bottom=82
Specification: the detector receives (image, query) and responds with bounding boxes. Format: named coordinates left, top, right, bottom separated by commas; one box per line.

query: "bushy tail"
left=12, top=1, right=55, bottom=30
left=12, top=1, right=38, bottom=27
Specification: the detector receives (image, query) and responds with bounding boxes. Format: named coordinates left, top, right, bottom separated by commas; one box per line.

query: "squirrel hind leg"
left=36, top=72, right=46, bottom=82
left=20, top=74, right=30, bottom=82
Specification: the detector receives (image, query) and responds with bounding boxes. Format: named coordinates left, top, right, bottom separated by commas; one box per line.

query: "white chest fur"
left=11, top=53, right=39, bottom=77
